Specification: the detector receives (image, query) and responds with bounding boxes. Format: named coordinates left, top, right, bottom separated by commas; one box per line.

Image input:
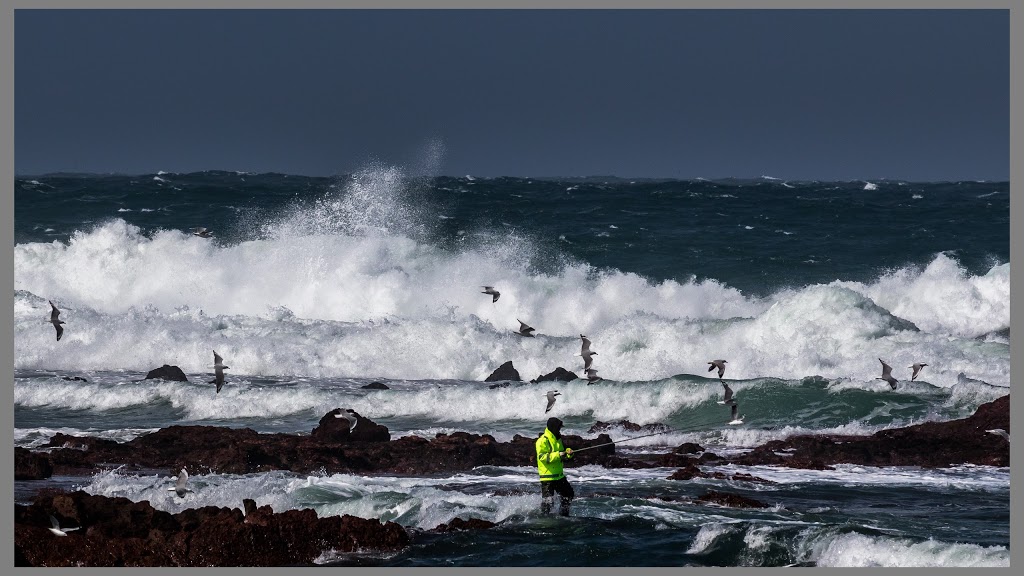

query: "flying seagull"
left=877, top=358, right=898, bottom=390
left=585, top=368, right=602, bottom=385
left=481, top=286, right=500, bottom=303
left=192, top=227, right=214, bottom=238
left=708, top=359, right=727, bottom=379
left=48, top=515, right=80, bottom=537
left=728, top=403, right=745, bottom=425
left=210, top=350, right=229, bottom=393
left=515, top=319, right=536, bottom=337
left=545, top=390, right=561, bottom=413
left=48, top=300, right=65, bottom=341
left=986, top=429, right=1009, bottom=441
left=717, top=381, right=736, bottom=405
left=333, top=408, right=358, bottom=432
left=910, top=363, right=928, bottom=381
left=167, top=467, right=191, bottom=497
left=576, top=334, right=598, bottom=371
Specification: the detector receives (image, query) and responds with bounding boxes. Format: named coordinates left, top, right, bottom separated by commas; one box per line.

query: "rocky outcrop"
left=34, top=414, right=618, bottom=477
left=728, top=395, right=1010, bottom=469
left=14, top=491, right=409, bottom=567
left=484, top=361, right=521, bottom=382
left=587, top=420, right=671, bottom=434
left=530, top=367, right=578, bottom=384
left=15, top=447, right=53, bottom=480
left=310, top=409, right=391, bottom=443
left=696, top=490, right=768, bottom=509
left=144, top=365, right=188, bottom=382
left=361, top=381, right=390, bottom=390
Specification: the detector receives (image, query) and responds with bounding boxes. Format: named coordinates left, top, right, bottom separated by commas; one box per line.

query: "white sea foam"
left=806, top=532, right=1008, bottom=567
left=863, top=182, right=878, bottom=190
left=13, top=163, right=1008, bottom=386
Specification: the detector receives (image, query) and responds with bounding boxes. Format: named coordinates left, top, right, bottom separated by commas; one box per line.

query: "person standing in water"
left=536, top=417, right=575, bottom=516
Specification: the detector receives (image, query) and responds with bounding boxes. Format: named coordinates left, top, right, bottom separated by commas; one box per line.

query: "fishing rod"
left=569, top=421, right=712, bottom=453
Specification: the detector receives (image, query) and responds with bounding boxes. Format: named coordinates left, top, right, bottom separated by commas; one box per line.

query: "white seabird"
left=545, top=390, right=561, bottom=413
left=210, top=350, right=229, bottom=393
left=48, top=515, right=80, bottom=537
left=576, top=335, right=598, bottom=371
left=193, top=227, right=214, bottom=238
left=910, top=362, right=928, bottom=381
left=515, top=319, right=536, bottom=337
left=48, top=300, right=65, bottom=341
left=167, top=467, right=191, bottom=497
left=481, top=286, right=501, bottom=303
left=334, top=408, right=358, bottom=432
left=717, top=381, right=736, bottom=405
left=708, top=359, right=727, bottom=379
left=986, top=429, right=1009, bottom=441
left=877, top=358, right=898, bottom=390
left=728, top=403, right=745, bottom=425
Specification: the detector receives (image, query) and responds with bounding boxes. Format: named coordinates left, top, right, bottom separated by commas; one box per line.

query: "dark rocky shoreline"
left=13, top=395, right=1008, bottom=566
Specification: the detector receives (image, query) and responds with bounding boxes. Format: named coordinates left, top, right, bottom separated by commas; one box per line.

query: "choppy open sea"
left=13, top=168, right=1010, bottom=566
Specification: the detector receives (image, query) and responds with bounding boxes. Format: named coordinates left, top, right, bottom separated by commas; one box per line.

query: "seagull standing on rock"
left=48, top=300, right=65, bottom=341
left=877, top=358, right=898, bottom=390
left=482, top=286, right=501, bottom=303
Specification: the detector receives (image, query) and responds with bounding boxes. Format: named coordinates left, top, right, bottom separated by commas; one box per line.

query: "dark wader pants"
left=540, top=477, right=575, bottom=516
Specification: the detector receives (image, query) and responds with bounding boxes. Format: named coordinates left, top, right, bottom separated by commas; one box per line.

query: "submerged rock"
left=361, top=381, right=390, bottom=390
left=697, top=490, right=768, bottom=509
left=431, top=517, right=497, bottom=532
left=14, top=491, right=409, bottom=567
left=144, top=365, right=188, bottom=382
left=484, top=361, right=521, bottom=382
left=587, top=420, right=670, bottom=434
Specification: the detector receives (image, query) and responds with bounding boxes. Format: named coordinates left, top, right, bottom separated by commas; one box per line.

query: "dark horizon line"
left=13, top=170, right=1009, bottom=185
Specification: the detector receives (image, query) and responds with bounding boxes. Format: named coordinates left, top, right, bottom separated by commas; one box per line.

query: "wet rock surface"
left=144, top=365, right=189, bottom=382
left=15, top=447, right=53, bottom=480
left=484, top=360, right=522, bottom=382
left=696, top=490, right=769, bottom=509
left=14, top=491, right=409, bottom=567
left=530, top=367, right=578, bottom=383
left=431, top=518, right=497, bottom=532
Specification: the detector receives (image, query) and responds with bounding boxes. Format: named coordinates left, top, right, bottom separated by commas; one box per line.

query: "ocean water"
left=13, top=168, right=1010, bottom=567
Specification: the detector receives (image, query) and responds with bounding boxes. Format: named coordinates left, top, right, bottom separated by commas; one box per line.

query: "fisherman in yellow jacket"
left=536, top=417, right=574, bottom=516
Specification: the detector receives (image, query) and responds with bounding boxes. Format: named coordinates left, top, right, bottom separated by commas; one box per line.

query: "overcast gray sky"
left=15, top=9, right=1008, bottom=180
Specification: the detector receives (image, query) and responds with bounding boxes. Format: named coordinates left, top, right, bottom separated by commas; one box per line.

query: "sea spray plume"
left=481, top=286, right=501, bottom=303
left=545, top=390, right=561, bottom=413
left=210, top=350, right=229, bottom=393
left=708, top=359, right=727, bottom=378
left=877, top=358, right=898, bottom=390
left=48, top=515, right=80, bottom=537
left=910, top=362, right=928, bottom=381
left=515, top=319, right=535, bottom=337
left=48, top=300, right=65, bottom=341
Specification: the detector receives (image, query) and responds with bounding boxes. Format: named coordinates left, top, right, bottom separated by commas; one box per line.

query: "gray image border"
left=0, top=1, right=1017, bottom=576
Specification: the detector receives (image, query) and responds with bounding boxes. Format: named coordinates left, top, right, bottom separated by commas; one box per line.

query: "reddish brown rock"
left=14, top=491, right=409, bottom=567
left=310, top=409, right=390, bottom=443
left=15, top=447, right=53, bottom=480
